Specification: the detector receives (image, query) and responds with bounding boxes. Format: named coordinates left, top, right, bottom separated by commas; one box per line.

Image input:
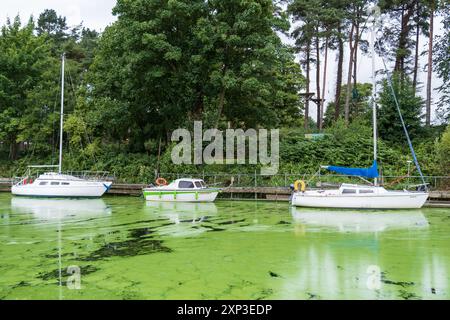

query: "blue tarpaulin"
left=325, top=160, right=379, bottom=178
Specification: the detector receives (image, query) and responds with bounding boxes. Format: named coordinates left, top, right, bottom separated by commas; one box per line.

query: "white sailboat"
left=11, top=54, right=113, bottom=198
left=291, top=8, right=429, bottom=209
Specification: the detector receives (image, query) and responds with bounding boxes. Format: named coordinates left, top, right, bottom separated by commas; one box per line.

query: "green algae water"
left=0, top=193, right=449, bottom=300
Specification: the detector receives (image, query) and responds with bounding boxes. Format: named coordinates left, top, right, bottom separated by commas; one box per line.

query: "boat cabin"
left=164, top=179, right=208, bottom=190
left=337, top=184, right=387, bottom=195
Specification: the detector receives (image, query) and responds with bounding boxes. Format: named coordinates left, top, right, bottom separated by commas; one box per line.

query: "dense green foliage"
left=378, top=74, right=424, bottom=142
left=434, top=0, right=450, bottom=121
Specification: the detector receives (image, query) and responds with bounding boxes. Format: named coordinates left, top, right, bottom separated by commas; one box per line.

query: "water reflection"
left=146, top=201, right=218, bottom=237
left=281, top=207, right=447, bottom=299
left=11, top=197, right=111, bottom=220
left=291, top=207, right=429, bottom=233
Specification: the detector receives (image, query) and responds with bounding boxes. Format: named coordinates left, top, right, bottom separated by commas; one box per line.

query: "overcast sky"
left=0, top=0, right=117, bottom=31
left=0, top=0, right=445, bottom=123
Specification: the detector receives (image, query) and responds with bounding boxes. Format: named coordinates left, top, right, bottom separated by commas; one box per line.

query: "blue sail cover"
left=325, top=160, right=379, bottom=178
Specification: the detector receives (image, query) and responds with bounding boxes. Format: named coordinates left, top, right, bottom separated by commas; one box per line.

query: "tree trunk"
left=315, top=31, right=321, bottom=130
left=215, top=65, right=228, bottom=128
left=353, top=18, right=360, bottom=88
left=426, top=2, right=434, bottom=126
left=394, top=2, right=416, bottom=74
left=344, top=23, right=355, bottom=125
left=156, top=136, right=162, bottom=175
left=305, top=40, right=311, bottom=131
left=320, top=36, right=329, bottom=131
left=9, top=138, right=18, bottom=161
left=412, top=1, right=420, bottom=93
left=334, top=27, right=344, bottom=121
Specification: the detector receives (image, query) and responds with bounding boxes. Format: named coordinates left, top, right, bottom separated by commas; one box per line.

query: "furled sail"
left=323, top=160, right=379, bottom=178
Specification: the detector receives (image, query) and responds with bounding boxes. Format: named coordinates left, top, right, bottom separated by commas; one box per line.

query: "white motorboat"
left=143, top=178, right=220, bottom=202
left=11, top=54, right=113, bottom=198
left=291, top=14, right=429, bottom=210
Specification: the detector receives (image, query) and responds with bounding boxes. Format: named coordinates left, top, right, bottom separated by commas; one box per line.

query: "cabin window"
left=178, top=181, right=195, bottom=188
left=194, top=182, right=202, bottom=188
left=200, top=181, right=206, bottom=188
left=342, top=189, right=357, bottom=194
left=39, top=182, right=48, bottom=186
left=359, top=189, right=374, bottom=194
left=61, top=182, right=70, bottom=185
left=51, top=182, right=60, bottom=186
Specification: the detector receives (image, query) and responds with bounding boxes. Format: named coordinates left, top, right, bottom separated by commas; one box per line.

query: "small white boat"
left=143, top=178, right=220, bottom=202
left=11, top=54, right=113, bottom=198
left=292, top=183, right=428, bottom=209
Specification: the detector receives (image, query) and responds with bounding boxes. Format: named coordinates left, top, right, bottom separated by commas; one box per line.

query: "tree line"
left=0, top=0, right=449, bottom=179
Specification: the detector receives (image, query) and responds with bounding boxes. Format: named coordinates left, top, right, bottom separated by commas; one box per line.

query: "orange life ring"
left=155, top=177, right=168, bottom=186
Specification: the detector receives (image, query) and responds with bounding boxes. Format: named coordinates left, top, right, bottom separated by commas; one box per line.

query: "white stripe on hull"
left=292, top=193, right=428, bottom=209
left=145, top=192, right=218, bottom=202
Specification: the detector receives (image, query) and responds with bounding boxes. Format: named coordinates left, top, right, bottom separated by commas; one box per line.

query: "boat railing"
left=153, top=172, right=450, bottom=191
left=62, top=171, right=115, bottom=182
left=11, top=167, right=115, bottom=184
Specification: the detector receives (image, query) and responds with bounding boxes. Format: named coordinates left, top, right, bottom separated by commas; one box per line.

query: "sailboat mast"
left=371, top=13, right=378, bottom=186
left=59, top=53, right=65, bottom=174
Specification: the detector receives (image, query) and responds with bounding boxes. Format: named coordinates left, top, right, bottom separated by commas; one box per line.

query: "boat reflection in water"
left=291, top=207, right=429, bottom=233
left=146, top=201, right=217, bottom=237
left=10, top=197, right=111, bottom=220
left=280, top=207, right=446, bottom=299
left=10, top=197, right=112, bottom=300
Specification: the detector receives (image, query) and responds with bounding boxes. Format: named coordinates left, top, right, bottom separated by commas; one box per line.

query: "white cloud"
left=0, top=0, right=117, bottom=31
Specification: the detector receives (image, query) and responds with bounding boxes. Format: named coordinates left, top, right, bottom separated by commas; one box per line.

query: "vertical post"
left=254, top=170, right=257, bottom=200
left=370, top=16, right=378, bottom=187
left=59, top=53, right=65, bottom=174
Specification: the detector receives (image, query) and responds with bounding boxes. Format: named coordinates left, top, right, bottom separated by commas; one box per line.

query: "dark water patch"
left=12, top=281, right=31, bottom=289
left=108, top=230, right=121, bottom=235
left=44, top=252, right=77, bottom=259
left=398, top=289, right=421, bottom=300
left=382, top=279, right=415, bottom=287
left=216, top=218, right=247, bottom=226
left=269, top=271, right=282, bottom=278
left=381, top=273, right=414, bottom=287
left=255, top=288, right=273, bottom=300
left=129, top=227, right=154, bottom=238
left=109, top=218, right=171, bottom=229
left=37, top=265, right=99, bottom=282
left=203, top=225, right=226, bottom=232
left=306, top=292, right=319, bottom=300
left=81, top=238, right=172, bottom=261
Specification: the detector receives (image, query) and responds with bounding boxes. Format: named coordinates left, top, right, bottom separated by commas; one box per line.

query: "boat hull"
left=11, top=182, right=112, bottom=198
left=143, top=189, right=219, bottom=202
left=291, top=192, right=429, bottom=209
